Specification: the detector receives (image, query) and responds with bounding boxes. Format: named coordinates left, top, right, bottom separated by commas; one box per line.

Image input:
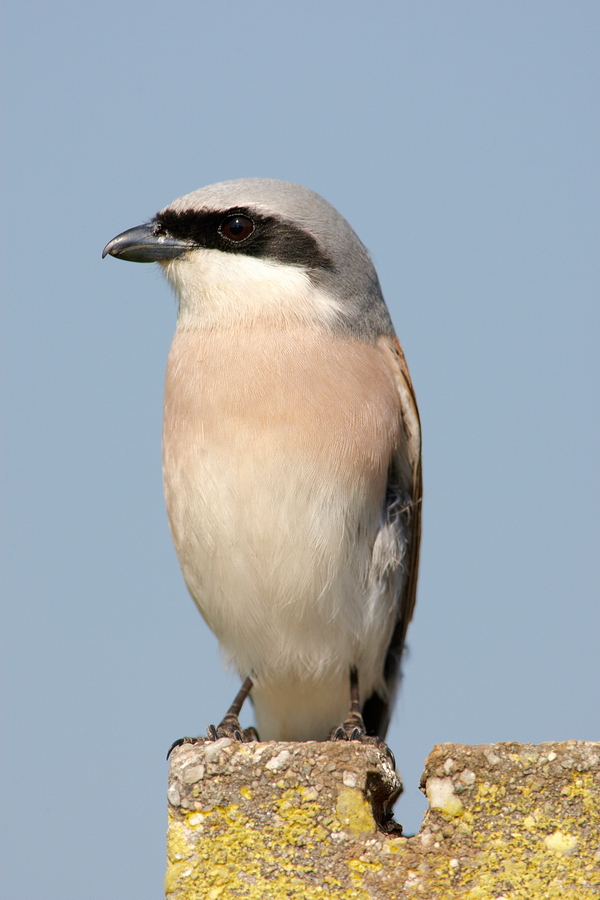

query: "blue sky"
left=1, top=3, right=599, bottom=897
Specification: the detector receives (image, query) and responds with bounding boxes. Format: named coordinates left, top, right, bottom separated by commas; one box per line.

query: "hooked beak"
left=102, top=223, right=197, bottom=262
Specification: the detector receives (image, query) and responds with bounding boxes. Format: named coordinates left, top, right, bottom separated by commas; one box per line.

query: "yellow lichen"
left=544, top=830, right=578, bottom=855
left=335, top=788, right=376, bottom=836
left=164, top=861, right=192, bottom=896
left=386, top=837, right=407, bottom=853
left=426, top=776, right=464, bottom=817
left=454, top=756, right=600, bottom=899
left=165, top=743, right=600, bottom=899
left=348, top=858, right=382, bottom=874
left=166, top=821, right=194, bottom=861
left=165, top=785, right=378, bottom=900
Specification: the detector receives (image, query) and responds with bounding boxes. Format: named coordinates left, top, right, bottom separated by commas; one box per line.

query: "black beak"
left=102, top=223, right=196, bottom=262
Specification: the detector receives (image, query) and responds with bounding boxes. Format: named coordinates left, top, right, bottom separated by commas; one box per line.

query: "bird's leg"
left=166, top=676, right=259, bottom=759
left=207, top=676, right=260, bottom=743
left=331, top=667, right=377, bottom=742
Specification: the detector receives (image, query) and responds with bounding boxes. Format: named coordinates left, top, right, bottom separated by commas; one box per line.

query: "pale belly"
left=162, top=326, right=404, bottom=739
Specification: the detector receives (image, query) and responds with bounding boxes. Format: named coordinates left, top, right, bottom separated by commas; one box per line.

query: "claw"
left=209, top=718, right=259, bottom=743
left=166, top=738, right=185, bottom=760
left=166, top=736, right=200, bottom=760
left=330, top=666, right=373, bottom=742
left=208, top=677, right=260, bottom=743
left=168, top=676, right=258, bottom=756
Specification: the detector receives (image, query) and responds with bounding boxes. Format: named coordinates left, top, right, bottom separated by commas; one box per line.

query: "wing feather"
left=362, top=335, right=422, bottom=738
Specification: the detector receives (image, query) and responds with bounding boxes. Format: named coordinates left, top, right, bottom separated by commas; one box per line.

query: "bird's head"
left=103, top=178, right=392, bottom=336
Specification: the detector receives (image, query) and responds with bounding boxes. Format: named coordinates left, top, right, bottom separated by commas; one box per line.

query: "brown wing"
left=388, top=334, right=422, bottom=641
left=362, top=335, right=422, bottom=739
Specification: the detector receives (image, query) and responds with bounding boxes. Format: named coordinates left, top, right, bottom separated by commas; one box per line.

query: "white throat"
left=160, top=249, right=343, bottom=331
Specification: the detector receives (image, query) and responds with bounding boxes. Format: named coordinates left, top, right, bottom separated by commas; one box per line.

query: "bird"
left=103, top=178, right=421, bottom=745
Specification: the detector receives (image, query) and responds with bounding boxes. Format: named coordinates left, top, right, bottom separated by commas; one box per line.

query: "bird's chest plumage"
left=162, top=324, right=402, bottom=683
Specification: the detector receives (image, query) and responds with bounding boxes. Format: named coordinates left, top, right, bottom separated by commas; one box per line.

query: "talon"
left=330, top=666, right=382, bottom=743
left=206, top=676, right=259, bottom=743
left=166, top=736, right=199, bottom=760
left=166, top=738, right=185, bottom=760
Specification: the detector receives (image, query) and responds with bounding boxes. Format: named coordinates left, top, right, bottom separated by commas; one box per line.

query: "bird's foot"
left=166, top=720, right=259, bottom=760
left=330, top=720, right=398, bottom=775
left=166, top=676, right=258, bottom=758
left=206, top=675, right=258, bottom=742
left=330, top=710, right=379, bottom=744
left=166, top=736, right=201, bottom=759
left=206, top=717, right=260, bottom=743
left=331, top=666, right=381, bottom=744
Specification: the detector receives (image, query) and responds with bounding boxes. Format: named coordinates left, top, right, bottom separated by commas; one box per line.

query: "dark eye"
left=220, top=215, right=255, bottom=242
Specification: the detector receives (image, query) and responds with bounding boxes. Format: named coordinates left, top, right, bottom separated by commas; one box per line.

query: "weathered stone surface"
left=165, top=739, right=600, bottom=898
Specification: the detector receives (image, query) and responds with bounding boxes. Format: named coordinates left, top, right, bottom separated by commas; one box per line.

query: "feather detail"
left=361, top=335, right=422, bottom=737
